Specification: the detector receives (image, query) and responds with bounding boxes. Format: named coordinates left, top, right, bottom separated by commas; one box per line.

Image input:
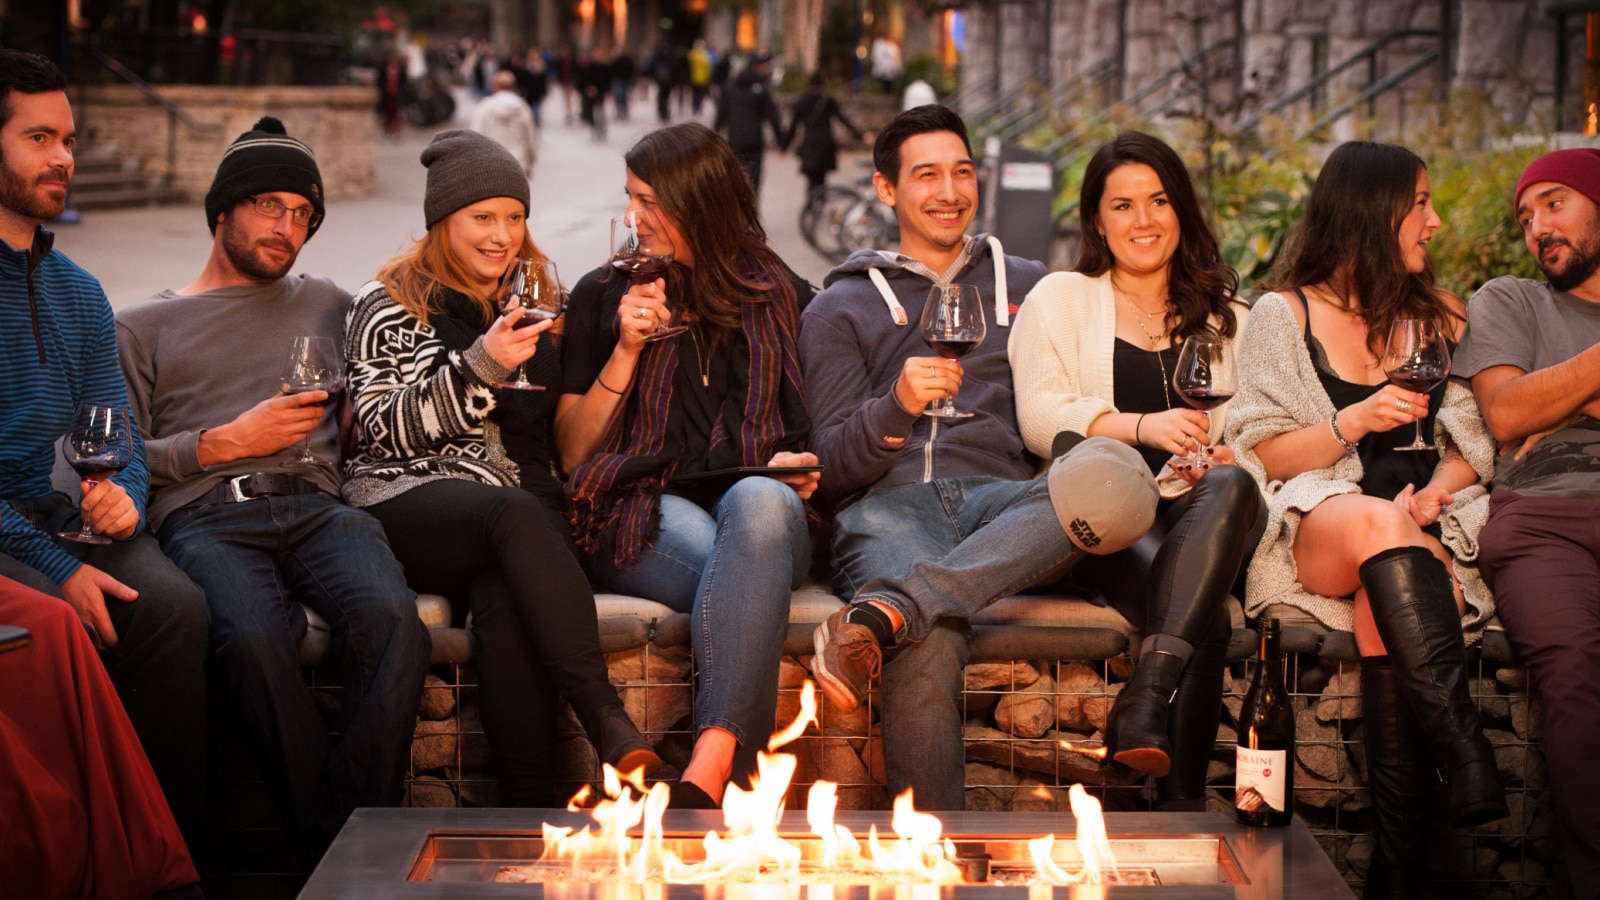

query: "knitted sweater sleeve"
left=1009, top=271, right=1115, bottom=458
left=344, top=284, right=511, bottom=461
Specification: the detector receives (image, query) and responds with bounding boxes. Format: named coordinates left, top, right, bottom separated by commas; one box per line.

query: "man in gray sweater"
left=115, top=117, right=428, bottom=866
left=799, top=105, right=1157, bottom=809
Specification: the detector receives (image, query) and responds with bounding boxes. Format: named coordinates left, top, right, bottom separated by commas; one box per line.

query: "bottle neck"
left=1258, top=628, right=1280, bottom=665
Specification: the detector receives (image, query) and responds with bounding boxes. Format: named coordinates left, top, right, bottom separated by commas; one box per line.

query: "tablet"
left=669, top=465, right=823, bottom=488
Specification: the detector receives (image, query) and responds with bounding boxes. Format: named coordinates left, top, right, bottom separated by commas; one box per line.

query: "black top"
left=1112, top=338, right=1183, bottom=475
left=1291, top=290, right=1445, bottom=503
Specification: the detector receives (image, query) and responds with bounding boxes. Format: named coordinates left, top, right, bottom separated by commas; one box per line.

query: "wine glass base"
left=496, top=381, right=547, bottom=391
left=58, top=530, right=113, bottom=545
left=643, top=326, right=689, bottom=343
left=923, top=409, right=975, bottom=419
left=1394, top=443, right=1436, bottom=452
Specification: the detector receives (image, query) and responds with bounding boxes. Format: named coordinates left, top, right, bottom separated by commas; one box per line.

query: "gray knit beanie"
left=422, top=129, right=530, bottom=228
left=205, top=116, right=324, bottom=237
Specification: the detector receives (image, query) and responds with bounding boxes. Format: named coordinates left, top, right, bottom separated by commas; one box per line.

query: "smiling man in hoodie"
left=798, top=105, right=1158, bottom=810
left=0, top=47, right=209, bottom=850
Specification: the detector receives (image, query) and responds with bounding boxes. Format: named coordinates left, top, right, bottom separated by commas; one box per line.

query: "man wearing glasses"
left=116, top=116, right=428, bottom=867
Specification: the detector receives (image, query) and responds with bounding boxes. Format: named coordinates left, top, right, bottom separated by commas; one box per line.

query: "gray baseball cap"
left=1047, top=437, right=1159, bottom=556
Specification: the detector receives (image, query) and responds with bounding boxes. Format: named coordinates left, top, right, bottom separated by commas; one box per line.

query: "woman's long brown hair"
left=1270, top=141, right=1461, bottom=352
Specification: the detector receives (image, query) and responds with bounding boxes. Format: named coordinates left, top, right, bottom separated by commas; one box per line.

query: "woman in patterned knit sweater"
left=342, top=130, right=659, bottom=807
left=555, top=123, right=816, bottom=809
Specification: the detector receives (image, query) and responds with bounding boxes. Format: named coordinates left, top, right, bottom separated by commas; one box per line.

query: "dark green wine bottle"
left=1236, top=618, right=1294, bottom=827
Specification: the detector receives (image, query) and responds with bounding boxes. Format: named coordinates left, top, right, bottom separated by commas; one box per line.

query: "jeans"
left=158, top=492, right=428, bottom=854
left=829, top=475, right=1081, bottom=810
left=590, top=477, right=809, bottom=777
left=0, top=494, right=210, bottom=842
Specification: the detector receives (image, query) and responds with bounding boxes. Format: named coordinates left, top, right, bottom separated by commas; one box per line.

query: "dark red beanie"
left=1514, top=148, right=1600, bottom=213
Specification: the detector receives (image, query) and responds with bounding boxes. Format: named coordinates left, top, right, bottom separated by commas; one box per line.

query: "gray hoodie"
left=799, top=241, right=1047, bottom=508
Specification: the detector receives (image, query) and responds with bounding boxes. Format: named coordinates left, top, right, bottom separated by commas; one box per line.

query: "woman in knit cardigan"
left=1009, top=131, right=1265, bottom=808
left=1224, top=141, right=1507, bottom=896
left=554, top=123, right=817, bottom=809
left=343, top=130, right=660, bottom=807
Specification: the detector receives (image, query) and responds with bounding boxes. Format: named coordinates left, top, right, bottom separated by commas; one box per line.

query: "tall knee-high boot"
left=1361, top=657, right=1434, bottom=899
left=1359, top=547, right=1507, bottom=828
left=1155, top=612, right=1230, bottom=809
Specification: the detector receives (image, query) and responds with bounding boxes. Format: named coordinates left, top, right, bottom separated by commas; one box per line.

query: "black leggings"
left=368, top=478, right=618, bottom=807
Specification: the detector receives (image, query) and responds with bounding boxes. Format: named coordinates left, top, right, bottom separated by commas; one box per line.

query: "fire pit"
left=301, top=807, right=1351, bottom=898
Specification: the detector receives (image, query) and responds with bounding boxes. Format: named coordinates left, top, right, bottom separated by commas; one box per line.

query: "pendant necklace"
left=1115, top=283, right=1173, bottom=408
left=688, top=325, right=711, bottom=387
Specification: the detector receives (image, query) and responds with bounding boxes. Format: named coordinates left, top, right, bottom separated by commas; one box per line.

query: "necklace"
left=687, top=325, right=710, bottom=388
left=1112, top=282, right=1174, bottom=408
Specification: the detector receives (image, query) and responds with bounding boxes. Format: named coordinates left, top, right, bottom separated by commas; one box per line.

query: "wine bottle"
left=1236, top=618, right=1295, bottom=827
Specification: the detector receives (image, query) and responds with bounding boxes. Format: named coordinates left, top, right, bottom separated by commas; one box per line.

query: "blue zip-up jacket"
left=1, top=227, right=149, bottom=585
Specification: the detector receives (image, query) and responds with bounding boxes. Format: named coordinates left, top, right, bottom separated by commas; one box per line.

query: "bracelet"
left=597, top=374, right=626, bottom=395
left=1134, top=414, right=1146, bottom=445
left=1329, top=411, right=1358, bottom=451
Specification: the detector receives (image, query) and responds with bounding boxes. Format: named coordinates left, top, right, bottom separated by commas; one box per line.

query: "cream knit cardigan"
left=1009, top=270, right=1247, bottom=500
left=1224, top=291, right=1496, bottom=637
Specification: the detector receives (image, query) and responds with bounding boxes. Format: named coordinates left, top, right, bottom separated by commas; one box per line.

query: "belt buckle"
left=226, top=474, right=257, bottom=503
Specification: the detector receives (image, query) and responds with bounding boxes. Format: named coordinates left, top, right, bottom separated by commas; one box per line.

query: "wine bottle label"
left=1235, top=747, right=1288, bottom=814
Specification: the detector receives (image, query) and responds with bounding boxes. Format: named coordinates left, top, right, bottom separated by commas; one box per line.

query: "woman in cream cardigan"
left=1010, top=132, right=1264, bottom=809
left=1224, top=141, right=1506, bottom=896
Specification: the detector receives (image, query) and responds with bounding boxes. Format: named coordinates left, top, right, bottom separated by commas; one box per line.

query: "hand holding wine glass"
left=497, top=258, right=568, bottom=390
left=917, top=284, right=987, bottom=419
left=1382, top=318, right=1451, bottom=452
left=1171, top=335, right=1236, bottom=467
left=610, top=211, right=683, bottom=342
left=58, top=404, right=136, bottom=545
left=282, top=336, right=343, bottom=464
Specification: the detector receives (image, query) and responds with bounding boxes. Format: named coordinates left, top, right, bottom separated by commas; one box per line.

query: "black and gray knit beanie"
left=204, top=116, right=324, bottom=237
left=422, top=129, right=530, bottom=229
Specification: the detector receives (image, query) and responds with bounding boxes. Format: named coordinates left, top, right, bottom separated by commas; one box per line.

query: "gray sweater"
left=116, top=274, right=349, bottom=530
left=799, top=241, right=1047, bottom=508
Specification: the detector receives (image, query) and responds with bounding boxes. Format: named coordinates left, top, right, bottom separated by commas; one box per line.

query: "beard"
left=1539, top=227, right=1600, bottom=292
left=0, top=147, right=69, bottom=223
left=220, top=212, right=300, bottom=281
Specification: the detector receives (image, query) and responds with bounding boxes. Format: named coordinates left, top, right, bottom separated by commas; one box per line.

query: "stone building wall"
left=74, top=85, right=378, bottom=203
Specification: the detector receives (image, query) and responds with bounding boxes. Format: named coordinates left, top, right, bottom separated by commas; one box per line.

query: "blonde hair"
left=378, top=219, right=547, bottom=326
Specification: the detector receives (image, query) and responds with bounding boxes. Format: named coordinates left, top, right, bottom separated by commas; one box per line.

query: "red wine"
left=512, top=306, right=559, bottom=328
left=611, top=255, right=672, bottom=283
left=1388, top=363, right=1448, bottom=394
left=1179, top=388, right=1236, bottom=412
left=290, top=384, right=341, bottom=409
left=929, top=338, right=979, bottom=360
left=71, top=456, right=129, bottom=481
left=1236, top=618, right=1295, bottom=827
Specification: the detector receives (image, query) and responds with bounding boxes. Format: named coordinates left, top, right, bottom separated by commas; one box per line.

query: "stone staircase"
left=71, top=139, right=184, bottom=210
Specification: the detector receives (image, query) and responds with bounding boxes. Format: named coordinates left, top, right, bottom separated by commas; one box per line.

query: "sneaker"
left=812, top=607, right=882, bottom=713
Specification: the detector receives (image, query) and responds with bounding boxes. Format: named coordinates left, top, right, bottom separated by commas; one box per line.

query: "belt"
left=204, top=473, right=324, bottom=505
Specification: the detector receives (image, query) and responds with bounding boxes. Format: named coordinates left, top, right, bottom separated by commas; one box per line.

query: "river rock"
left=995, top=672, right=1057, bottom=738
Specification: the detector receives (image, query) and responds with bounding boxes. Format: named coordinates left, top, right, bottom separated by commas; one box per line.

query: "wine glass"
left=498, top=258, right=569, bottom=390
left=1171, top=335, right=1237, bottom=467
left=1382, top=318, right=1452, bottom=452
left=609, top=210, right=683, bottom=342
left=58, top=404, right=135, bottom=545
left=282, top=336, right=343, bottom=464
left=917, top=283, right=987, bottom=419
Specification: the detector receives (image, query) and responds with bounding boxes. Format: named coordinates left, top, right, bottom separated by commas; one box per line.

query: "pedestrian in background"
left=784, top=72, right=868, bottom=206
left=713, top=54, right=784, bottom=194
left=471, top=70, right=539, bottom=177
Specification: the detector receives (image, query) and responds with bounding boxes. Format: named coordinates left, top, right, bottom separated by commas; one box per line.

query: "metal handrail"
left=1233, top=29, right=1440, bottom=132
left=1304, top=48, right=1442, bottom=134
left=965, top=64, right=1051, bottom=134
left=992, top=58, right=1118, bottom=142
left=83, top=44, right=220, bottom=182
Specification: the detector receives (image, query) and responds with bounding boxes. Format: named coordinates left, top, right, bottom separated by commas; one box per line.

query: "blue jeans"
left=590, top=477, right=809, bottom=776
left=830, top=475, right=1081, bottom=809
left=158, top=492, right=429, bottom=853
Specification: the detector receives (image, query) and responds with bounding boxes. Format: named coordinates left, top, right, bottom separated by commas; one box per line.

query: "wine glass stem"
left=77, top=479, right=101, bottom=538
left=1415, top=420, right=1426, bottom=447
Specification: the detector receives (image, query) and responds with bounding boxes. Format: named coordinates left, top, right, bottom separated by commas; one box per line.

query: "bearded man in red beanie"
left=1456, top=146, right=1600, bottom=898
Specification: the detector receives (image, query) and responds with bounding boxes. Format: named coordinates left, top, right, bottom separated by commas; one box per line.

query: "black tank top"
left=1291, top=289, right=1445, bottom=502
left=1112, top=338, right=1182, bottom=475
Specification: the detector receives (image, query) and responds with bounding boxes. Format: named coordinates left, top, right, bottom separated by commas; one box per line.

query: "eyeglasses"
left=244, top=195, right=321, bottom=229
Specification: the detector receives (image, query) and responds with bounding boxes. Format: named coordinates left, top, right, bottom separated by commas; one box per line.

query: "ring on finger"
left=636, top=307, right=648, bottom=319
left=1396, top=399, right=1412, bottom=412
left=928, top=366, right=937, bottom=377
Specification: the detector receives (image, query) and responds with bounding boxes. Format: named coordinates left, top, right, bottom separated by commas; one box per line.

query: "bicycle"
left=799, top=162, right=898, bottom=264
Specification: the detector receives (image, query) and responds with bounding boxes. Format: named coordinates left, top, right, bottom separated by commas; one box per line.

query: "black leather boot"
left=1109, top=634, right=1192, bottom=777
left=1361, top=657, right=1433, bottom=899
left=585, top=703, right=662, bottom=778
left=1360, top=546, right=1508, bottom=829
left=1156, top=612, right=1230, bottom=807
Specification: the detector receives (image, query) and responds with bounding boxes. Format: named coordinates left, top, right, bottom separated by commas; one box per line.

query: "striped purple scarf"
left=567, top=257, right=810, bottom=567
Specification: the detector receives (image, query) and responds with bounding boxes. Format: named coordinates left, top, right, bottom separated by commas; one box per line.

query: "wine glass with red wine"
left=917, top=283, right=987, bottom=419
left=1382, top=317, right=1451, bottom=452
left=610, top=210, right=683, bottom=342
left=58, top=403, right=135, bottom=545
left=282, top=336, right=343, bottom=464
left=498, top=258, right=568, bottom=390
left=1171, top=334, right=1236, bottom=467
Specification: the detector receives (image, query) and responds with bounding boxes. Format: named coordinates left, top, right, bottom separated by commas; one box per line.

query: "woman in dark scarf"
left=556, top=123, right=817, bottom=808
left=343, top=130, right=659, bottom=807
